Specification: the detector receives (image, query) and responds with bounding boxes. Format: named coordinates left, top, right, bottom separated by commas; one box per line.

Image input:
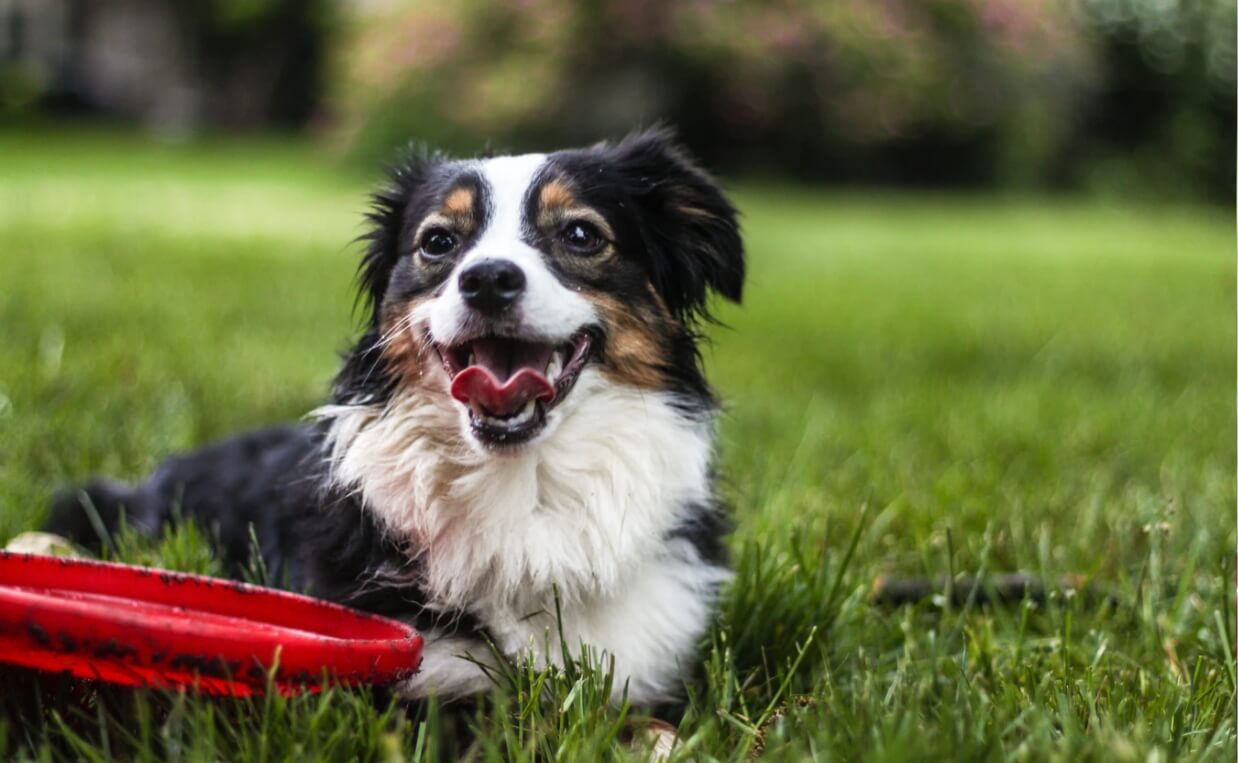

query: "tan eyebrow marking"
left=539, top=179, right=576, bottom=211
left=411, top=185, right=479, bottom=252
left=441, top=187, right=476, bottom=218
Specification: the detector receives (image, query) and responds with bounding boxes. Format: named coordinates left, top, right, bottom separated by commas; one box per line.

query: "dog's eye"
left=560, top=221, right=605, bottom=255
left=420, top=228, right=458, bottom=259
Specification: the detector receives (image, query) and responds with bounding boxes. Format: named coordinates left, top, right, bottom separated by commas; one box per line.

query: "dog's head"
left=345, top=128, right=743, bottom=450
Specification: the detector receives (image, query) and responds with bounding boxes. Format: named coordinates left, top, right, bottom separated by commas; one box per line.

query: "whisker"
left=374, top=314, right=415, bottom=350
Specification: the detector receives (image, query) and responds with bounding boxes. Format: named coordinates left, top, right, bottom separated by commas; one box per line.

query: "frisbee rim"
left=0, top=551, right=423, bottom=693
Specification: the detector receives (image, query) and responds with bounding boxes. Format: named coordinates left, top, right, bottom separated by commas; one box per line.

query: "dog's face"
left=351, top=130, right=744, bottom=450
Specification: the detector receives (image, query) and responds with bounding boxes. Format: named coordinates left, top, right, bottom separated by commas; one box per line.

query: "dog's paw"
left=625, top=718, right=680, bottom=762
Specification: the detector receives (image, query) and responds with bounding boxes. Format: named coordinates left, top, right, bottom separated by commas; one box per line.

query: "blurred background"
left=2, top=0, right=1233, bottom=202
left=1, top=6, right=1235, bottom=758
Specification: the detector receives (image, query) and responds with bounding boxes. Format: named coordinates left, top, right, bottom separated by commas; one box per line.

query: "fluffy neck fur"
left=320, top=369, right=715, bottom=618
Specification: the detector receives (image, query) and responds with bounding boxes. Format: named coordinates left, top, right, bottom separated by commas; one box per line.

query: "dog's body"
left=48, top=130, right=744, bottom=706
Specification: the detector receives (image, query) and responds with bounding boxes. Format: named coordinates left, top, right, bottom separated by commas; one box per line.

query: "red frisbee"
left=0, top=551, right=423, bottom=696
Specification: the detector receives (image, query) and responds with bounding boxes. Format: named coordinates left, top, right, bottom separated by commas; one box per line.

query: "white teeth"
left=546, top=351, right=564, bottom=382
left=475, top=399, right=538, bottom=429
left=467, top=351, right=476, bottom=366
left=510, top=400, right=537, bottom=425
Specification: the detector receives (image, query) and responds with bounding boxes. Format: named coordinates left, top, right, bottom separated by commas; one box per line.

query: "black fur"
left=357, top=147, right=448, bottom=325
left=44, top=128, right=741, bottom=701
left=547, top=128, right=744, bottom=323
left=49, top=426, right=318, bottom=572
left=535, top=128, right=743, bottom=406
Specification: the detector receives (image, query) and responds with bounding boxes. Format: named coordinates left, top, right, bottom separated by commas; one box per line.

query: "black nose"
left=458, top=259, right=527, bottom=315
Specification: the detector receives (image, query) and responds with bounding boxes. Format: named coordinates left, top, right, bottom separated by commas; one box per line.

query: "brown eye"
left=560, top=221, right=605, bottom=255
left=420, top=228, right=458, bottom=259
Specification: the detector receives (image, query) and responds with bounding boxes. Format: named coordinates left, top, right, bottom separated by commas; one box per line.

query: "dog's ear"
left=609, top=127, right=744, bottom=322
left=358, top=147, right=443, bottom=324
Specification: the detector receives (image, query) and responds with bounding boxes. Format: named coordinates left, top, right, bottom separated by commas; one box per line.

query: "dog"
left=46, top=128, right=744, bottom=707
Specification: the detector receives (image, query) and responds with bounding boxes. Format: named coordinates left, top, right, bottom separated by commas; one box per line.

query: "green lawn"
left=0, top=130, right=1234, bottom=761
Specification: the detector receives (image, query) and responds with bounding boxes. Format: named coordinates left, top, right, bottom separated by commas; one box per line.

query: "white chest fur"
left=321, top=370, right=729, bottom=703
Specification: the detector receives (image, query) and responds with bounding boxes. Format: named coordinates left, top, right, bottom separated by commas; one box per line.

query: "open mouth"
left=436, top=330, right=594, bottom=446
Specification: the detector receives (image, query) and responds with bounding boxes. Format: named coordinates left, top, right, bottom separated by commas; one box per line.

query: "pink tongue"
left=451, top=367, right=555, bottom=417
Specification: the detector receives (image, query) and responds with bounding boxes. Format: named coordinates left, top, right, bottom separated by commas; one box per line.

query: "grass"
left=0, top=128, right=1234, bottom=761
